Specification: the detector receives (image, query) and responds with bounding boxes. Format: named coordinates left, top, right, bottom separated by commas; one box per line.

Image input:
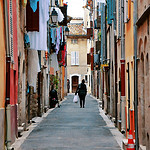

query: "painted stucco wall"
left=124, top=1, right=135, bottom=138
left=125, top=1, right=134, bottom=108
left=137, top=1, right=150, bottom=147
left=67, top=38, right=88, bottom=76
left=67, top=38, right=89, bottom=92
left=17, top=0, right=27, bottom=126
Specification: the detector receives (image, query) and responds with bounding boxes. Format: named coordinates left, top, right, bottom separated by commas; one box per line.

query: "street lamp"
left=51, top=8, right=58, bottom=24
left=65, top=27, right=70, bottom=36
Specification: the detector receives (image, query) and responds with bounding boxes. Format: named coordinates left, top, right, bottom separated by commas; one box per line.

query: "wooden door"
left=72, top=76, right=79, bottom=93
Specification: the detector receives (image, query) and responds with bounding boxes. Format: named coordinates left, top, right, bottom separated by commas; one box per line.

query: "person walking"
left=67, top=79, right=70, bottom=93
left=75, top=79, right=87, bottom=108
left=50, top=85, right=60, bottom=108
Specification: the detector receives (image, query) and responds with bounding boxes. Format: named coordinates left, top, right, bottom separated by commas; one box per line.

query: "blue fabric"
left=24, top=33, right=30, bottom=44
left=30, top=0, right=39, bottom=12
left=62, top=27, right=63, bottom=42
left=51, top=28, right=56, bottom=44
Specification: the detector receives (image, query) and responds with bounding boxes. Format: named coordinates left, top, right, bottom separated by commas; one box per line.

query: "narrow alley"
left=13, top=95, right=122, bottom=150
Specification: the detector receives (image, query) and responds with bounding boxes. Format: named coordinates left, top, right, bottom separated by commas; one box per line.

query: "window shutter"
left=71, top=51, right=75, bottom=65
left=107, top=0, right=112, bottom=25
left=124, top=0, right=128, bottom=23
left=128, top=0, right=131, bottom=19
left=10, top=0, right=13, bottom=60
left=75, top=51, right=79, bottom=65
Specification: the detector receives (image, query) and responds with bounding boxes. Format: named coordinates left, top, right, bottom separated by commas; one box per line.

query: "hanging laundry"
left=51, top=28, right=57, bottom=44
left=30, top=0, right=39, bottom=12
left=50, top=53, right=59, bottom=73
left=56, top=27, right=62, bottom=54
left=97, top=0, right=106, bottom=3
left=22, top=0, right=27, bottom=7
left=28, top=0, right=50, bottom=51
left=24, top=33, right=30, bottom=48
left=62, top=27, right=63, bottom=42
left=28, top=50, right=40, bottom=92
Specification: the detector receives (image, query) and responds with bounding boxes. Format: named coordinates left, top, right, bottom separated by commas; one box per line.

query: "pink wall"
left=9, top=0, right=18, bottom=105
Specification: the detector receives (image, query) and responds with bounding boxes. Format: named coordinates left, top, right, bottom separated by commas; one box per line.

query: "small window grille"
left=10, top=0, right=13, bottom=60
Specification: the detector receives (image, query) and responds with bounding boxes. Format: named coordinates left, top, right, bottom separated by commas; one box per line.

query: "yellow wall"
left=0, top=0, right=6, bottom=108
left=67, top=38, right=88, bottom=76
left=125, top=2, right=134, bottom=109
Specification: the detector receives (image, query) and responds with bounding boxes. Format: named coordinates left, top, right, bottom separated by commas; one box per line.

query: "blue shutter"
left=107, top=0, right=112, bottom=25
left=113, top=0, right=116, bottom=29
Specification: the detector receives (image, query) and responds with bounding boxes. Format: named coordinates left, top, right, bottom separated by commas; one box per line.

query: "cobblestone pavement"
left=18, top=94, right=121, bottom=150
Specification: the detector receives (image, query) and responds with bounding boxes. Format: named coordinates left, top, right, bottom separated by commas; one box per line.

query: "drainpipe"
left=120, top=0, right=126, bottom=134
left=127, top=63, right=130, bottom=131
left=133, top=0, right=139, bottom=149
left=115, top=35, right=118, bottom=127
left=100, top=3, right=105, bottom=109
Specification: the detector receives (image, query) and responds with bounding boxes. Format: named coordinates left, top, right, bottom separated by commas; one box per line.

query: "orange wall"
left=125, top=2, right=134, bottom=109
left=125, top=2, right=134, bottom=58
left=0, top=0, right=6, bottom=108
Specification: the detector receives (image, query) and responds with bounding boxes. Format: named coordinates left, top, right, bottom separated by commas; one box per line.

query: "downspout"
left=4, top=0, right=12, bottom=149
left=127, top=63, right=130, bottom=130
left=133, top=0, right=139, bottom=149
left=100, top=3, right=104, bottom=109
left=120, top=0, right=126, bottom=134
left=115, top=35, right=118, bottom=127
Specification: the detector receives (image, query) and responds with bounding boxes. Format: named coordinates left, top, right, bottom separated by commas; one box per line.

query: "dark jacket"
left=75, top=83, right=87, bottom=96
left=50, top=89, right=58, bottom=100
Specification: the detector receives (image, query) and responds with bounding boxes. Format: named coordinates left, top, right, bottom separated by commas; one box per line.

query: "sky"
left=63, top=0, right=85, bottom=18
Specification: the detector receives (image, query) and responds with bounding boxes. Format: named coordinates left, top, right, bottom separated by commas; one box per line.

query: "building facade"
left=136, top=1, right=150, bottom=149
left=67, top=18, right=91, bottom=93
left=0, top=1, right=6, bottom=149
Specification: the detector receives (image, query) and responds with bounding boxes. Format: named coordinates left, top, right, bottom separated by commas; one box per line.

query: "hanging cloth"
left=56, top=27, right=61, bottom=54
left=22, top=0, right=27, bottom=7
left=51, top=28, right=56, bottom=44
left=28, top=0, right=50, bottom=51
left=96, top=0, right=106, bottom=3
left=30, top=0, right=39, bottom=12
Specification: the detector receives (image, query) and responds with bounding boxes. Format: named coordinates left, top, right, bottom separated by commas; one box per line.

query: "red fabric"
left=58, top=44, right=66, bottom=66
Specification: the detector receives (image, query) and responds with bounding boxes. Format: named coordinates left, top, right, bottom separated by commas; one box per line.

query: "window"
left=71, top=39, right=78, bottom=44
left=71, top=51, right=79, bottom=65
left=124, top=0, right=129, bottom=22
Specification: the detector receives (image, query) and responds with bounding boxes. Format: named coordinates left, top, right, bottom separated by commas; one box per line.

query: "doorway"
left=72, top=76, right=79, bottom=93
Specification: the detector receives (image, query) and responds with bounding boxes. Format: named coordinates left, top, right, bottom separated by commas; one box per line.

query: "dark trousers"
left=79, top=95, right=85, bottom=108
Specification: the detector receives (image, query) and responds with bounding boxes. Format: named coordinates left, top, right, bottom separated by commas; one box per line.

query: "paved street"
left=18, top=94, right=121, bottom=150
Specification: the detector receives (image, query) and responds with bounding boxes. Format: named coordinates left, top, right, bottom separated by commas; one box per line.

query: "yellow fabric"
left=22, top=0, right=27, bottom=7
left=59, top=0, right=63, bottom=6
